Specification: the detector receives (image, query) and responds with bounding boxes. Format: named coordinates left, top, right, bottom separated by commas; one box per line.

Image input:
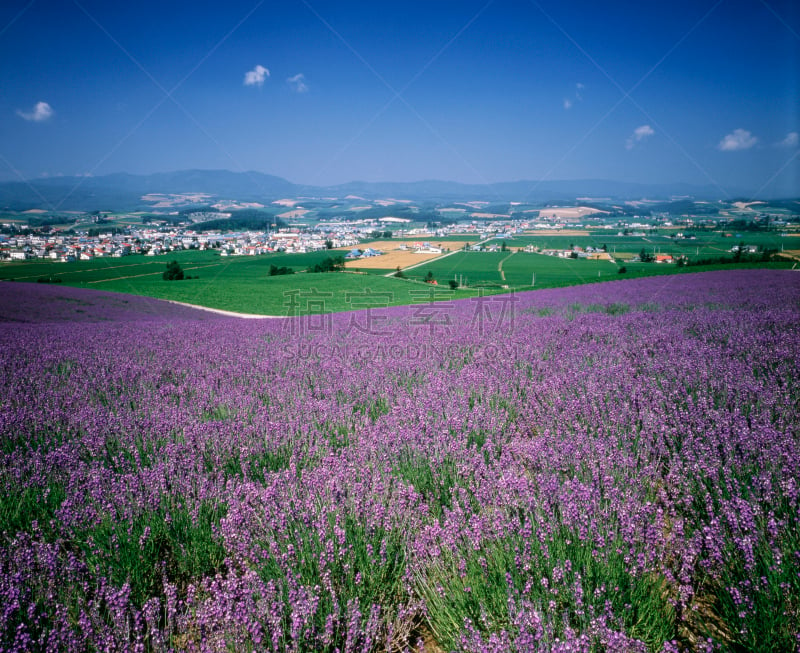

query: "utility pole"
left=531, top=272, right=535, bottom=287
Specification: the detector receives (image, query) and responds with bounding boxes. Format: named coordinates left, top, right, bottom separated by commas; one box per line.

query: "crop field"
left=405, top=251, right=671, bottom=289
left=345, top=251, right=443, bottom=271
left=0, top=251, right=331, bottom=285
left=407, top=252, right=510, bottom=286
left=404, top=237, right=794, bottom=291
left=1, top=270, right=798, bottom=652
left=505, top=231, right=795, bottom=260
left=508, top=234, right=651, bottom=252
left=0, top=251, right=482, bottom=315
left=91, top=273, right=482, bottom=317
left=501, top=252, right=619, bottom=287
left=342, top=242, right=470, bottom=271
left=3, top=230, right=795, bottom=315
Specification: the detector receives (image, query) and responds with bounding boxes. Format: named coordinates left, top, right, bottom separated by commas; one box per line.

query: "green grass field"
left=406, top=250, right=626, bottom=288
left=406, top=251, right=509, bottom=286
left=404, top=248, right=793, bottom=292
left=503, top=234, right=630, bottom=251
left=3, top=231, right=795, bottom=315
left=503, top=252, right=620, bottom=286
left=0, top=250, right=485, bottom=315
left=95, top=272, right=482, bottom=315
left=504, top=230, right=796, bottom=261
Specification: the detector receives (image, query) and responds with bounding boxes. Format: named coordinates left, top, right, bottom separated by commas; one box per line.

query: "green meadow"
left=0, top=250, right=484, bottom=315
left=402, top=249, right=783, bottom=290
left=502, top=229, right=795, bottom=258
left=2, top=229, right=795, bottom=315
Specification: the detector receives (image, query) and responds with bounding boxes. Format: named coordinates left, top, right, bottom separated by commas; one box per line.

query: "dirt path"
left=497, top=251, right=516, bottom=281
left=162, top=300, right=285, bottom=318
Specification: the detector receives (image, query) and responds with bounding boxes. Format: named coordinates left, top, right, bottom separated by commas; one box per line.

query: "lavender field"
left=1, top=271, right=799, bottom=652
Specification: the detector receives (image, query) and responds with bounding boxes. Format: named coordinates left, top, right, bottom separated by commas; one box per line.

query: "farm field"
left=0, top=251, right=483, bottom=315
left=402, top=249, right=791, bottom=290
left=1, top=270, right=799, bottom=651
left=342, top=241, right=470, bottom=271
left=405, top=251, right=511, bottom=287
left=502, top=230, right=796, bottom=258
left=1, top=233, right=795, bottom=315
left=520, top=229, right=592, bottom=236
left=0, top=249, right=366, bottom=282
left=501, top=251, right=619, bottom=287
left=79, top=272, right=480, bottom=317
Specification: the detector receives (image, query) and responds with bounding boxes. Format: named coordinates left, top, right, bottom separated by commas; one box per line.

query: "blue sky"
left=0, top=0, right=798, bottom=196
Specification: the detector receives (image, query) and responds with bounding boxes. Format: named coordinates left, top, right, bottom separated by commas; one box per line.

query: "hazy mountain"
left=0, top=169, right=762, bottom=212
left=324, top=179, right=728, bottom=202
left=0, top=170, right=298, bottom=212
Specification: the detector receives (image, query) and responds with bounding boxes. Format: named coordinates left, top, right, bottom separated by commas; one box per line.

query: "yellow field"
left=341, top=240, right=468, bottom=270
left=781, top=249, right=800, bottom=261
left=345, top=250, right=443, bottom=269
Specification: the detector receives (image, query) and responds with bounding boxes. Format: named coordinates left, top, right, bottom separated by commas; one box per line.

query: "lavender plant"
left=0, top=271, right=798, bottom=652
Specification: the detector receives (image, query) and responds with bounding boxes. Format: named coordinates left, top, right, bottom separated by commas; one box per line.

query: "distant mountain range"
left=0, top=169, right=766, bottom=212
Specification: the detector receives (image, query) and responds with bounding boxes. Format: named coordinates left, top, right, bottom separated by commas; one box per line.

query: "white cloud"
left=17, top=101, right=54, bottom=122
left=287, top=73, right=308, bottom=93
left=244, top=65, right=270, bottom=87
left=564, top=82, right=584, bottom=109
left=626, top=124, right=654, bottom=149
left=718, top=128, right=757, bottom=151
left=777, top=131, right=798, bottom=148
